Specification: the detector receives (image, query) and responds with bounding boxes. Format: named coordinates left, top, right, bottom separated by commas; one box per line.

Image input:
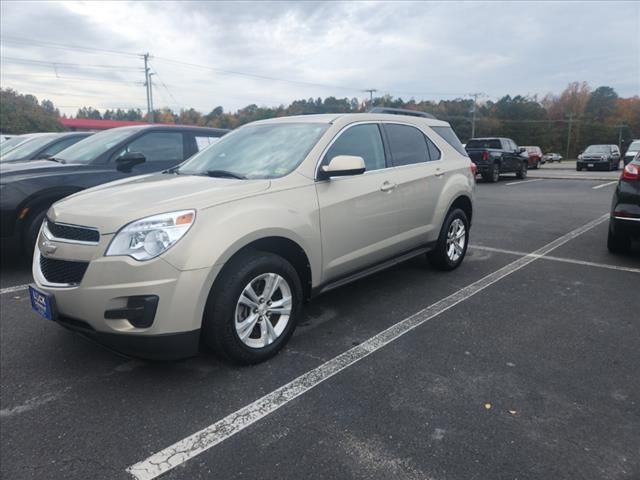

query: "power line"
left=1, top=72, right=143, bottom=86
left=1, top=36, right=141, bottom=58
left=1, top=56, right=143, bottom=71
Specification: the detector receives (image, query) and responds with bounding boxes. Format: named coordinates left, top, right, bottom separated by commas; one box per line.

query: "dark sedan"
left=0, top=124, right=228, bottom=254
left=607, top=153, right=640, bottom=253
left=0, top=132, right=92, bottom=163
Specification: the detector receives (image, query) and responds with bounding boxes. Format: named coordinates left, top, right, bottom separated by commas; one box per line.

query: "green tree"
left=0, top=88, right=65, bottom=134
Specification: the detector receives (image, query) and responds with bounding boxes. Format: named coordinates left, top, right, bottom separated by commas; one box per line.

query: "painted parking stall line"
left=592, top=181, right=618, bottom=190
left=0, top=284, right=29, bottom=295
left=471, top=245, right=640, bottom=274
left=504, top=179, right=543, bottom=186
left=127, top=213, right=609, bottom=480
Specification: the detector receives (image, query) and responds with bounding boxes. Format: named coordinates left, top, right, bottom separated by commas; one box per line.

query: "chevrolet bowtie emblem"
left=42, top=241, right=57, bottom=255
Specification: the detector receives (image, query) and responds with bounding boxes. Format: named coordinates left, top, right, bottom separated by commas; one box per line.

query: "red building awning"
left=59, top=118, right=150, bottom=131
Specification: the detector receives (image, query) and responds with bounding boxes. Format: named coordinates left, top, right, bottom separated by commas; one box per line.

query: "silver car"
left=30, top=112, right=475, bottom=364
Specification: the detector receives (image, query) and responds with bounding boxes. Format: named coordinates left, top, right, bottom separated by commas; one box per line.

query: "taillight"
left=622, top=163, right=639, bottom=180
left=471, top=162, right=478, bottom=176
left=482, top=151, right=489, bottom=161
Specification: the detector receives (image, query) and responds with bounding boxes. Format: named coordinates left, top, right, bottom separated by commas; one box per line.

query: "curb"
left=528, top=174, right=619, bottom=182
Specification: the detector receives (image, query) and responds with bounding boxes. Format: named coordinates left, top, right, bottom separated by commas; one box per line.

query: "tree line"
left=2, top=82, right=639, bottom=157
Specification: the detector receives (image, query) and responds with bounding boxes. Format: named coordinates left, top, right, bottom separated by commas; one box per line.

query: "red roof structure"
left=59, top=118, right=150, bottom=131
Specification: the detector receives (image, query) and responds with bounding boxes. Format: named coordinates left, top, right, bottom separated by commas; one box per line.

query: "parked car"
left=543, top=152, right=563, bottom=163
left=0, top=133, right=42, bottom=155
left=576, top=144, right=621, bottom=171
left=607, top=152, right=640, bottom=253
left=0, top=125, right=228, bottom=254
left=28, top=111, right=475, bottom=363
left=0, top=132, right=92, bottom=163
left=623, top=140, right=640, bottom=166
left=522, top=146, right=543, bottom=169
left=465, top=137, right=528, bottom=182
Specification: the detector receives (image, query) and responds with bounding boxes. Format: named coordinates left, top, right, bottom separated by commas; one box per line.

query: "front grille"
left=39, top=256, right=89, bottom=285
left=46, top=219, right=99, bottom=243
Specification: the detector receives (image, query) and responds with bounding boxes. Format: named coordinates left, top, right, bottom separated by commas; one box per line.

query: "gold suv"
left=30, top=112, right=475, bottom=364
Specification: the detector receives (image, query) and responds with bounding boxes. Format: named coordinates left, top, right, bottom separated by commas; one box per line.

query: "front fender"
left=161, top=183, right=322, bottom=285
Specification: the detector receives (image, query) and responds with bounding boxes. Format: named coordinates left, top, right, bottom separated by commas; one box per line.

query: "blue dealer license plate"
left=29, top=285, right=55, bottom=321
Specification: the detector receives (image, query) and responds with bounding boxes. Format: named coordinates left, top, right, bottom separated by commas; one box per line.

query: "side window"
left=385, top=124, right=430, bottom=166
left=195, top=135, right=221, bottom=152
left=41, top=136, right=84, bottom=157
left=324, top=124, right=386, bottom=172
left=124, top=132, right=184, bottom=162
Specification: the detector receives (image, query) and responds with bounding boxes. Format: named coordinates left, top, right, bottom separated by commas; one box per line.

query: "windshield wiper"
left=163, top=166, right=180, bottom=174
left=199, top=170, right=247, bottom=180
left=46, top=157, right=65, bottom=164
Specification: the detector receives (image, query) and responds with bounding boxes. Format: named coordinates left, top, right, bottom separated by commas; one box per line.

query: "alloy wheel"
left=446, top=218, right=466, bottom=263
left=234, top=273, right=292, bottom=349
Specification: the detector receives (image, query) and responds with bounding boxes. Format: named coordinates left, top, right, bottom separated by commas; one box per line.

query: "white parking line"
left=126, top=213, right=608, bottom=480
left=471, top=245, right=640, bottom=274
left=504, top=179, right=543, bottom=186
left=0, top=284, right=29, bottom=295
left=592, top=181, right=618, bottom=190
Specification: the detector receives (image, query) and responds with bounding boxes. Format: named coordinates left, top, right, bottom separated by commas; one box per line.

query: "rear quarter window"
left=431, top=126, right=468, bottom=156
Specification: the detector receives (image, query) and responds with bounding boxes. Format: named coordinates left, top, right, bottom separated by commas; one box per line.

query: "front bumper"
left=577, top=159, right=610, bottom=170
left=32, top=239, right=222, bottom=359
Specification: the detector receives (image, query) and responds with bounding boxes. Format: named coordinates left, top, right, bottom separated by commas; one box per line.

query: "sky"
left=1, top=1, right=638, bottom=116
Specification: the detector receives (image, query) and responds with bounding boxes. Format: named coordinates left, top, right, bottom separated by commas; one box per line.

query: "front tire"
left=24, top=207, right=48, bottom=258
left=202, top=252, right=302, bottom=364
left=428, top=208, right=469, bottom=271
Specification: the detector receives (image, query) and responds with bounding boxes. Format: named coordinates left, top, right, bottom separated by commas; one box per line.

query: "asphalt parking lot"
left=1, top=176, right=639, bottom=480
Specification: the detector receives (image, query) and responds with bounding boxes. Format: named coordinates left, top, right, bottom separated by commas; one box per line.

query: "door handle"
left=435, top=169, right=445, bottom=178
left=380, top=181, right=397, bottom=192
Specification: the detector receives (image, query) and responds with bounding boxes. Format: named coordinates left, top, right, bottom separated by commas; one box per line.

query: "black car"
left=0, top=132, right=93, bottom=163
left=577, top=144, right=621, bottom=171
left=607, top=153, right=640, bottom=253
left=0, top=125, right=228, bottom=254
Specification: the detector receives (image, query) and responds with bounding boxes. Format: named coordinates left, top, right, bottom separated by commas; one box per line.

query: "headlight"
left=578, top=154, right=583, bottom=160
left=106, top=210, right=196, bottom=261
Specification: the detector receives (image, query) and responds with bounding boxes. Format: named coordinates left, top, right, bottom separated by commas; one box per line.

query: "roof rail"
left=368, top=107, right=436, bottom=119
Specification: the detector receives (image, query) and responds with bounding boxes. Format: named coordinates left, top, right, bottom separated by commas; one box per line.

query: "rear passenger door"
left=382, top=123, right=446, bottom=249
left=115, top=130, right=187, bottom=174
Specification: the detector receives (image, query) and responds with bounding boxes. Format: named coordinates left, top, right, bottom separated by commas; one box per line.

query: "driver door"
left=315, top=123, right=404, bottom=283
left=112, top=131, right=187, bottom=175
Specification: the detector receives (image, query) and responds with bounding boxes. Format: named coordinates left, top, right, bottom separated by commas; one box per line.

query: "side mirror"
left=116, top=151, right=146, bottom=172
left=518, top=147, right=526, bottom=154
left=320, top=155, right=366, bottom=179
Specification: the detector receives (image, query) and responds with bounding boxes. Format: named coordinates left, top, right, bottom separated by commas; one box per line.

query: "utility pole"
left=148, top=72, right=155, bottom=123
left=363, top=89, right=377, bottom=107
left=616, top=123, right=625, bottom=150
left=143, top=53, right=152, bottom=122
left=566, top=113, right=575, bottom=160
left=469, top=92, right=483, bottom=138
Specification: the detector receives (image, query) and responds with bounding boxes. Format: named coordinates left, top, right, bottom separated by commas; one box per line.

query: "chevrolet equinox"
left=30, top=112, right=475, bottom=364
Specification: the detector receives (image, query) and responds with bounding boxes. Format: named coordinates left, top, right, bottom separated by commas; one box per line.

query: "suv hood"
left=49, top=173, right=271, bottom=234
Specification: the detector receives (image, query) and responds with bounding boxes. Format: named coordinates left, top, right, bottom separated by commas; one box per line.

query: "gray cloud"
left=1, top=1, right=638, bottom=116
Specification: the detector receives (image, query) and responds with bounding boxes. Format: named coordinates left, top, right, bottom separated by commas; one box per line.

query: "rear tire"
left=516, top=161, right=528, bottom=179
left=487, top=162, right=500, bottom=183
left=428, top=208, right=469, bottom=271
left=607, top=223, right=631, bottom=254
left=202, top=251, right=302, bottom=364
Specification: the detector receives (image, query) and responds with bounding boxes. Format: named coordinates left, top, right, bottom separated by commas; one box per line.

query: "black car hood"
left=0, top=160, right=94, bottom=182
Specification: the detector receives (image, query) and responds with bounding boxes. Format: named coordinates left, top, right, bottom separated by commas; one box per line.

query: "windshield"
left=0, top=134, right=59, bottom=162
left=584, top=145, right=610, bottom=154
left=57, top=127, right=139, bottom=164
left=178, top=123, right=329, bottom=179
left=0, top=135, right=35, bottom=155
left=627, top=141, right=640, bottom=153
left=466, top=139, right=502, bottom=150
